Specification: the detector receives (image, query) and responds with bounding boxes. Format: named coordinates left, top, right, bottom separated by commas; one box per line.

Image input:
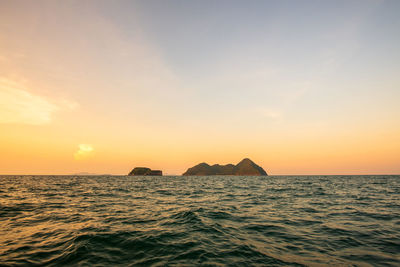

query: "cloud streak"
left=74, top=144, right=94, bottom=160
left=0, top=77, right=78, bottom=125
left=0, top=78, right=58, bottom=125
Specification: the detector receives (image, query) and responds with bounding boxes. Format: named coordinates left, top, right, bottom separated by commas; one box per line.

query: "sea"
left=0, top=175, right=399, bottom=266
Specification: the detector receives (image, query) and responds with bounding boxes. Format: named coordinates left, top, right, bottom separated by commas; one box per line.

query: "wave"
left=0, top=175, right=399, bottom=266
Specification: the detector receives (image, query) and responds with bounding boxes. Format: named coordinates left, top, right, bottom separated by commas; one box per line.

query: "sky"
left=0, top=0, right=399, bottom=175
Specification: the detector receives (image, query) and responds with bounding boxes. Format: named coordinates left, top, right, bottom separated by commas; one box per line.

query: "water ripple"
left=0, top=175, right=399, bottom=266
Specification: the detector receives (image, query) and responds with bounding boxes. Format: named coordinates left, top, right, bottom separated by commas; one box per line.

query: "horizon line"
left=0, top=173, right=399, bottom=176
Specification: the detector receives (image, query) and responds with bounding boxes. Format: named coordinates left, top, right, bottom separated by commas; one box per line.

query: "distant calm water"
left=0, top=175, right=399, bottom=266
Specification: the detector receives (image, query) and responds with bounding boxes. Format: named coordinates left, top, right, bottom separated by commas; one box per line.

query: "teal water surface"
left=0, top=175, right=399, bottom=266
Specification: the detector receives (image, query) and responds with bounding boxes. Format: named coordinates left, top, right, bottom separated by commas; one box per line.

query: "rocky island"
left=183, top=158, right=267, bottom=176
left=128, top=167, right=162, bottom=176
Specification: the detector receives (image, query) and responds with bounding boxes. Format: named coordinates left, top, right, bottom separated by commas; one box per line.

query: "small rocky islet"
left=128, top=167, right=162, bottom=176
left=128, top=158, right=267, bottom=176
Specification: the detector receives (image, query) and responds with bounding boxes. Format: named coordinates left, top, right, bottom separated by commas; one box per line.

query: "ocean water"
left=0, top=175, right=399, bottom=266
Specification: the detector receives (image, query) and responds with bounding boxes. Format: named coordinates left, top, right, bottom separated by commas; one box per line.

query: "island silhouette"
left=128, top=158, right=267, bottom=176
left=128, top=167, right=162, bottom=176
left=183, top=158, right=267, bottom=176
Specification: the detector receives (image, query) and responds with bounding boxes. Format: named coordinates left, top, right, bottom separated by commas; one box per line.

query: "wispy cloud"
left=0, top=77, right=78, bottom=125
left=74, top=144, right=94, bottom=160
left=0, top=78, right=58, bottom=125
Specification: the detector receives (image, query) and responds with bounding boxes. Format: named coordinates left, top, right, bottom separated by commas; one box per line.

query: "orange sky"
left=0, top=1, right=399, bottom=175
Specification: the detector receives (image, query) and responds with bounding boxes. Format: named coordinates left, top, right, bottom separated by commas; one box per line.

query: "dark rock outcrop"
left=182, top=158, right=267, bottom=176
left=128, top=167, right=162, bottom=176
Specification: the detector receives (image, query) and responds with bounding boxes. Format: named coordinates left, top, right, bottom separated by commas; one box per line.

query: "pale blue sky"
left=92, top=0, right=400, bottom=126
